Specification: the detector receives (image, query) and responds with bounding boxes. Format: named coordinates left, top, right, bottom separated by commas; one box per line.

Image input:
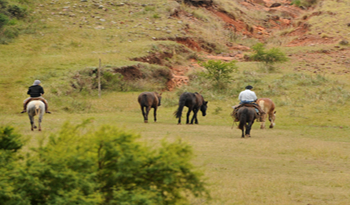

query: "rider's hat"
left=33, top=80, right=41, bottom=85
left=245, top=85, right=253, bottom=89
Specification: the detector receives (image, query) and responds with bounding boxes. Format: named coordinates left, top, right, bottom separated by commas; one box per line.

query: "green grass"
left=2, top=91, right=350, bottom=204
left=1, top=0, right=350, bottom=204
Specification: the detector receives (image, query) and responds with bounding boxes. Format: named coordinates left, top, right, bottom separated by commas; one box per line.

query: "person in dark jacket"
left=21, top=80, right=51, bottom=113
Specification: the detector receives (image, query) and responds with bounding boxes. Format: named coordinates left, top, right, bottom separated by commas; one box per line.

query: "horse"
left=237, top=107, right=256, bottom=138
left=175, top=92, right=208, bottom=125
left=27, top=100, right=45, bottom=131
left=138, top=92, right=162, bottom=123
left=256, top=98, right=276, bottom=129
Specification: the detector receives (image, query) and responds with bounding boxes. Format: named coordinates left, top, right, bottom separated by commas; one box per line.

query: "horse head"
left=200, top=101, right=208, bottom=116
left=269, top=111, right=276, bottom=128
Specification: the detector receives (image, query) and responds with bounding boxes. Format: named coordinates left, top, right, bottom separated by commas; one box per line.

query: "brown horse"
left=256, top=98, right=276, bottom=129
left=237, top=106, right=256, bottom=138
left=138, top=92, right=162, bottom=123
left=175, top=92, right=208, bottom=125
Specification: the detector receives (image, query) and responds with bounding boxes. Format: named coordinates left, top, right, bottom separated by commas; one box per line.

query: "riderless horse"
left=256, top=98, right=276, bottom=129
left=175, top=92, right=208, bottom=125
left=138, top=92, right=162, bottom=123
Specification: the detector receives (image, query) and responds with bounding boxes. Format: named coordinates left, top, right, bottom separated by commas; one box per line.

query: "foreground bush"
left=0, top=121, right=210, bottom=204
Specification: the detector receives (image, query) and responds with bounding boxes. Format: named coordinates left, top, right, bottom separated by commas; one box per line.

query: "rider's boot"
left=21, top=100, right=30, bottom=113
left=41, top=100, right=51, bottom=114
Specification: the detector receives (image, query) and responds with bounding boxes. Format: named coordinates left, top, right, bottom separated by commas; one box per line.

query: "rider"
left=21, top=80, right=51, bottom=114
left=232, top=85, right=265, bottom=121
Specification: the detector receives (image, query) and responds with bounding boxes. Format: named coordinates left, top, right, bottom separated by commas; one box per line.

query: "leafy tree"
left=199, top=60, right=238, bottom=89
left=0, top=121, right=210, bottom=204
left=250, top=43, right=288, bottom=72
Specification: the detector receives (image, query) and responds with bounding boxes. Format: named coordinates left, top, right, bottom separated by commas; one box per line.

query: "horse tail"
left=238, top=108, right=248, bottom=130
left=139, top=93, right=148, bottom=106
left=174, top=95, right=186, bottom=119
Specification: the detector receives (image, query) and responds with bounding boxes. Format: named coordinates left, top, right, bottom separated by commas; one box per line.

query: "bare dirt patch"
left=113, top=65, right=143, bottom=80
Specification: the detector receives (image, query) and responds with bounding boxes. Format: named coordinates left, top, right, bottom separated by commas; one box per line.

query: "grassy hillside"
left=1, top=0, right=350, bottom=204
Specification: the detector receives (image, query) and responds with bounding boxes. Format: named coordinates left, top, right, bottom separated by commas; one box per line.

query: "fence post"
left=98, top=59, right=101, bottom=98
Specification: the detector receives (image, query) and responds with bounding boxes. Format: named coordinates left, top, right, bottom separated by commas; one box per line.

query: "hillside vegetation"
left=1, top=0, right=350, bottom=204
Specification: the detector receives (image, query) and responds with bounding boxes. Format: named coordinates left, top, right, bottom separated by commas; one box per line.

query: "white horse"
left=27, top=100, right=45, bottom=131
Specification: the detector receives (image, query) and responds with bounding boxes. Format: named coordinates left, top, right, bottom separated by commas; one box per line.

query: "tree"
left=199, top=60, right=238, bottom=89
left=250, top=43, right=288, bottom=72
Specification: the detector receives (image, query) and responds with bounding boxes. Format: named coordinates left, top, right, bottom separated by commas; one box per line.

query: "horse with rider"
left=21, top=80, right=51, bottom=114
left=232, top=85, right=265, bottom=122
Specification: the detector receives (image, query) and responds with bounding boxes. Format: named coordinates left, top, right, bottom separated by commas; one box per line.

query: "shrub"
left=0, top=121, right=210, bottom=204
left=0, top=126, right=23, bottom=152
left=291, top=0, right=318, bottom=8
left=0, top=13, right=9, bottom=28
left=250, top=43, right=288, bottom=72
left=199, top=60, right=238, bottom=89
left=7, top=5, right=27, bottom=19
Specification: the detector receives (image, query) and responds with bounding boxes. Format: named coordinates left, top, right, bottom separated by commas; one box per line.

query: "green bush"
left=0, top=126, right=23, bottom=152
left=199, top=60, right=238, bottom=89
left=291, top=0, right=318, bottom=7
left=0, top=13, right=9, bottom=28
left=0, top=121, right=210, bottom=204
left=7, top=5, right=27, bottom=19
left=250, top=43, right=288, bottom=72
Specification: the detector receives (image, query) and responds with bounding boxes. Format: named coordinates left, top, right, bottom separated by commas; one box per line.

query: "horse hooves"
left=245, top=134, right=251, bottom=138
left=34, top=126, right=37, bottom=129
left=144, top=120, right=148, bottom=123
left=177, top=123, right=181, bottom=125
left=38, top=129, right=41, bottom=131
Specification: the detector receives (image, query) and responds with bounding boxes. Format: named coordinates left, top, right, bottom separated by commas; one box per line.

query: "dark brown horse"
left=175, top=92, right=208, bottom=125
left=257, top=98, right=276, bottom=129
left=138, top=92, right=162, bottom=123
left=237, top=106, right=256, bottom=138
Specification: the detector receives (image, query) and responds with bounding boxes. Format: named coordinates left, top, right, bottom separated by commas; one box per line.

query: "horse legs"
left=140, top=106, right=146, bottom=123
left=241, top=126, right=245, bottom=138
left=186, top=109, right=192, bottom=124
left=191, top=108, right=199, bottom=124
left=29, top=115, right=35, bottom=131
left=260, top=113, right=266, bottom=129
left=245, top=121, right=254, bottom=137
left=38, top=115, right=42, bottom=131
left=260, top=121, right=266, bottom=129
left=153, top=107, right=157, bottom=122
left=144, top=106, right=151, bottom=123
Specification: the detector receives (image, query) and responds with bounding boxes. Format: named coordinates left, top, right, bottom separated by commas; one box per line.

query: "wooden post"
left=98, top=59, right=101, bottom=98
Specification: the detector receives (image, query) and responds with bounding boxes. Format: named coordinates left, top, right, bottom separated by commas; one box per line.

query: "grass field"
left=2, top=90, right=350, bottom=205
left=1, top=0, right=350, bottom=204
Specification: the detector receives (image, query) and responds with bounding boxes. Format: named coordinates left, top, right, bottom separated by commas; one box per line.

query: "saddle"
left=231, top=103, right=265, bottom=122
left=22, top=97, right=51, bottom=113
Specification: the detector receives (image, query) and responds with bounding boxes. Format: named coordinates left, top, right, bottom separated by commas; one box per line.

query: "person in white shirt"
left=232, top=85, right=265, bottom=122
left=239, top=85, right=257, bottom=104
